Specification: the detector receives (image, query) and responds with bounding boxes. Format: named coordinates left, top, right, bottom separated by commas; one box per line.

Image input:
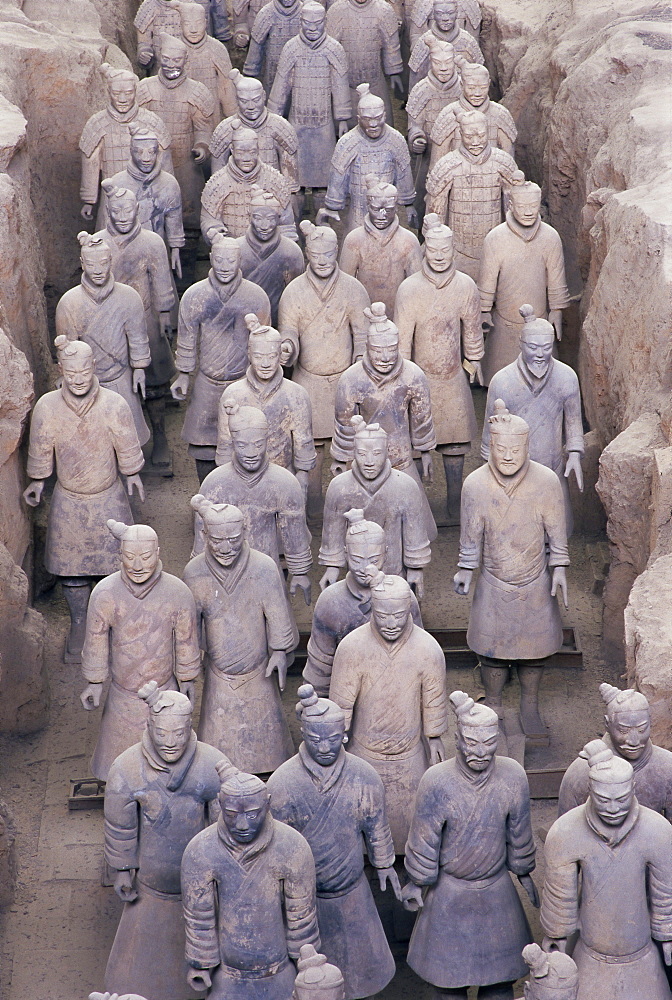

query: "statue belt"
left=219, top=955, right=290, bottom=979
left=580, top=941, right=653, bottom=965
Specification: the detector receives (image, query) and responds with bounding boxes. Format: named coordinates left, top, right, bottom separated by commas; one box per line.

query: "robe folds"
left=268, top=746, right=396, bottom=997
left=104, top=734, right=223, bottom=1000
left=339, top=215, right=422, bottom=316
left=181, top=815, right=320, bottom=1000
left=26, top=381, right=144, bottom=577
left=183, top=544, right=298, bottom=773
left=542, top=801, right=672, bottom=1000
left=236, top=227, right=305, bottom=327
left=106, top=161, right=185, bottom=251
left=405, top=755, right=535, bottom=988
left=82, top=567, right=201, bottom=780
left=330, top=618, right=448, bottom=851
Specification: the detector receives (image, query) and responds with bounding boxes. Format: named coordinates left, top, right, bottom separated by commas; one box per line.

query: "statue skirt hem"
left=45, top=478, right=135, bottom=577
left=181, top=372, right=240, bottom=447
left=574, top=939, right=671, bottom=1000
left=467, top=566, right=563, bottom=661
left=102, top=368, right=151, bottom=445
left=425, top=367, right=477, bottom=446
left=292, top=365, right=343, bottom=441
left=209, top=956, right=295, bottom=1000
left=91, top=675, right=178, bottom=780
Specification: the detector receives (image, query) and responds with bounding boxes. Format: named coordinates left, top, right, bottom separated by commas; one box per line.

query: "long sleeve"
left=339, top=235, right=360, bottom=280
left=648, top=832, right=672, bottom=941
left=563, top=377, right=585, bottom=454
left=348, top=286, right=372, bottom=361
left=263, top=565, right=300, bottom=652
left=330, top=62, right=352, bottom=123
left=26, top=398, right=54, bottom=480
left=420, top=642, right=448, bottom=738
left=243, top=36, right=265, bottom=77
left=540, top=821, right=580, bottom=940
left=211, top=0, right=232, bottom=40
left=163, top=179, right=186, bottom=248
left=111, top=399, right=146, bottom=475
left=277, top=284, right=301, bottom=366
left=331, top=372, right=357, bottom=464
left=304, top=608, right=339, bottom=696
left=409, top=373, right=436, bottom=452
left=425, top=162, right=453, bottom=221
left=404, top=769, right=444, bottom=885
left=190, top=89, right=216, bottom=149
left=380, top=22, right=403, bottom=77
left=480, top=384, right=495, bottom=460
left=136, top=24, right=155, bottom=67
left=291, top=396, right=317, bottom=472
left=329, top=649, right=361, bottom=730
left=393, top=142, right=416, bottom=207
left=505, top=775, right=536, bottom=876
left=542, top=475, right=570, bottom=567
left=283, top=837, right=320, bottom=958
left=267, top=52, right=293, bottom=116
left=124, top=294, right=152, bottom=369
left=361, top=776, right=395, bottom=869
left=318, top=487, right=348, bottom=568
left=174, top=593, right=202, bottom=682
left=148, top=242, right=176, bottom=315
left=545, top=233, right=570, bottom=311
left=80, top=144, right=102, bottom=205
left=325, top=163, right=351, bottom=213
left=393, top=284, right=417, bottom=361
left=557, top=759, right=588, bottom=816
left=215, top=60, right=237, bottom=119
left=462, top=280, right=486, bottom=361
left=181, top=844, right=221, bottom=969
left=277, top=487, right=313, bottom=576
left=104, top=764, right=140, bottom=871
left=478, top=235, right=502, bottom=312
left=457, top=475, right=484, bottom=569
left=175, top=292, right=201, bottom=373
left=81, top=585, right=114, bottom=684
left=400, top=503, right=432, bottom=568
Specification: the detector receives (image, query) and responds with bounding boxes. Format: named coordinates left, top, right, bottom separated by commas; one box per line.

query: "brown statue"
left=522, top=945, right=579, bottom=1000
left=175, top=0, right=237, bottom=120
left=408, top=0, right=483, bottom=89
left=243, top=0, right=303, bottom=95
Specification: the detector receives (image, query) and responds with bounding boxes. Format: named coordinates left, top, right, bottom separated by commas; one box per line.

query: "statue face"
left=121, top=538, right=159, bottom=584
left=211, top=244, right=240, bottom=283
left=249, top=339, right=281, bottom=382
left=490, top=431, right=528, bottom=476
left=149, top=711, right=192, bottom=763
left=589, top=777, right=634, bottom=827
left=231, top=426, right=268, bottom=472
left=346, top=536, right=384, bottom=586
left=367, top=333, right=399, bottom=375
left=221, top=790, right=269, bottom=843
left=180, top=6, right=207, bottom=43
left=430, top=49, right=455, bottom=82
left=109, top=78, right=136, bottom=115
left=433, top=0, right=457, bottom=32
left=109, top=196, right=139, bottom=235
left=250, top=206, right=280, bottom=242
left=511, top=187, right=542, bottom=227
left=231, top=138, right=259, bottom=174
left=520, top=331, right=554, bottom=379
left=358, top=108, right=386, bottom=140
left=130, top=137, right=160, bottom=174
left=354, top=435, right=387, bottom=480
left=161, top=50, right=187, bottom=80
left=372, top=597, right=411, bottom=642
left=457, top=722, right=499, bottom=771
left=300, top=8, right=326, bottom=41
left=607, top=709, right=651, bottom=762
left=463, top=75, right=489, bottom=107
left=60, top=353, right=95, bottom=396
left=307, top=243, right=338, bottom=279
left=460, top=121, right=488, bottom=156
left=237, top=82, right=266, bottom=122
left=81, top=248, right=113, bottom=286
left=424, top=234, right=454, bottom=272
left=204, top=520, right=245, bottom=567
left=302, top=717, right=346, bottom=767
left=367, top=193, right=397, bottom=230
left=278, top=0, right=296, bottom=8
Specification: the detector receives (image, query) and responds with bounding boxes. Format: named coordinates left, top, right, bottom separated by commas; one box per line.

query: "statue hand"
left=266, top=650, right=288, bottom=691
left=192, top=143, right=209, bottom=164
left=411, top=135, right=427, bottom=154
left=517, top=873, right=540, bottom=908
left=188, top=969, right=213, bottom=991
left=548, top=308, right=563, bottom=341
left=80, top=203, right=94, bottom=221
left=420, top=451, right=433, bottom=483
left=663, top=941, right=672, bottom=966
left=406, top=568, right=424, bottom=600
left=126, top=474, right=145, bottom=502
left=137, top=46, right=153, bottom=67
left=330, top=461, right=346, bottom=477
left=406, top=205, right=419, bottom=230
left=469, top=360, right=483, bottom=386
left=233, top=30, right=249, bottom=48
left=178, top=680, right=196, bottom=703
left=316, top=207, right=340, bottom=225
left=319, top=566, right=340, bottom=591
left=428, top=735, right=445, bottom=765
left=295, top=469, right=309, bottom=500
left=542, top=936, right=568, bottom=954
left=564, top=451, right=583, bottom=492
left=171, top=373, right=190, bottom=401
left=132, top=368, right=146, bottom=400
left=378, top=866, right=402, bottom=901
left=551, top=566, right=568, bottom=609
left=453, top=568, right=472, bottom=596
left=280, top=339, right=293, bottom=365
left=337, top=121, right=349, bottom=139
left=481, top=311, right=493, bottom=332
left=114, top=869, right=138, bottom=902
left=390, top=74, right=404, bottom=99
left=290, top=574, right=312, bottom=606
left=171, top=247, right=182, bottom=278
left=401, top=881, right=424, bottom=912
left=23, top=480, right=44, bottom=507
left=80, top=683, right=103, bottom=711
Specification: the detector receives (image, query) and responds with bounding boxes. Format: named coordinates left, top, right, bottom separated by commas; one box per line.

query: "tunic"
left=405, top=755, right=535, bottom=987
left=458, top=459, right=569, bottom=661
left=104, top=734, right=224, bottom=1000
left=330, top=618, right=448, bottom=851
left=181, top=815, right=320, bottom=1000
left=268, top=32, right=351, bottom=190
left=96, top=222, right=176, bottom=388
left=319, top=460, right=433, bottom=574
left=183, top=544, right=298, bottom=773
left=26, top=381, right=144, bottom=577
left=137, top=72, right=215, bottom=229
left=426, top=142, right=518, bottom=281
left=56, top=276, right=151, bottom=445
left=195, top=458, right=313, bottom=576
left=135, top=0, right=184, bottom=65
left=244, top=0, right=303, bottom=94
left=268, top=747, right=396, bottom=997
left=339, top=215, right=422, bottom=316
left=201, top=159, right=296, bottom=242
left=430, top=95, right=518, bottom=168
left=478, top=212, right=571, bottom=384
left=211, top=110, right=300, bottom=194
left=325, top=124, right=416, bottom=235
left=408, top=26, right=483, bottom=90
left=279, top=267, right=370, bottom=440
left=216, top=367, right=316, bottom=474
left=395, top=263, right=483, bottom=447
left=304, top=571, right=422, bottom=695
left=106, top=160, right=185, bottom=251
left=236, top=227, right=305, bottom=327
left=408, top=0, right=482, bottom=45
left=175, top=270, right=271, bottom=451
left=558, top=734, right=672, bottom=820
left=184, top=34, right=236, bottom=121
left=541, top=801, right=672, bottom=1000
left=81, top=566, right=201, bottom=780
left=406, top=71, right=463, bottom=215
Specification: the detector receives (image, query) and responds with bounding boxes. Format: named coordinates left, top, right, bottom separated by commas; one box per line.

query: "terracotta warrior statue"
left=243, top=0, right=303, bottom=95
left=430, top=60, right=517, bottom=168
left=201, top=121, right=296, bottom=243
left=542, top=739, right=672, bottom=1000
left=189, top=0, right=232, bottom=41
left=194, top=404, right=313, bottom=603
left=96, top=182, right=176, bottom=473
left=24, top=337, right=144, bottom=662
left=479, top=179, right=571, bottom=384
left=79, top=63, right=172, bottom=227
left=394, top=213, right=483, bottom=524
left=181, top=757, right=320, bottom=999
left=293, top=946, right=345, bottom=1000
left=134, top=0, right=184, bottom=69
left=230, top=0, right=267, bottom=49
left=267, top=2, right=351, bottom=206
left=321, top=84, right=417, bottom=235
left=278, top=220, right=370, bottom=522
left=175, top=0, right=236, bottom=121
left=403, top=691, right=538, bottom=1000
left=268, top=683, right=400, bottom=998
left=56, top=232, right=151, bottom=447
left=216, top=314, right=316, bottom=491
left=522, top=945, right=579, bottom=1000
left=482, top=305, right=583, bottom=534
left=319, top=419, right=432, bottom=593
left=332, top=302, right=436, bottom=537
left=339, top=174, right=422, bottom=316
left=559, top=682, right=672, bottom=819
left=330, top=571, right=448, bottom=852
left=103, top=682, right=223, bottom=1000
left=306, top=509, right=421, bottom=695
left=184, top=496, right=298, bottom=774
left=409, top=0, right=482, bottom=45
left=454, top=401, right=569, bottom=744
left=408, top=0, right=483, bottom=89
left=80, top=519, right=200, bottom=780
left=137, top=33, right=215, bottom=230
left=235, top=187, right=305, bottom=327
left=171, top=234, right=270, bottom=482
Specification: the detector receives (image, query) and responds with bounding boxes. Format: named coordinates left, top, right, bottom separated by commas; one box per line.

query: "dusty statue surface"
left=174, top=1, right=236, bottom=121
left=135, top=0, right=185, bottom=68
left=408, top=0, right=482, bottom=47
left=408, top=0, right=483, bottom=90
left=104, top=682, right=223, bottom=1000
left=243, top=0, right=303, bottom=96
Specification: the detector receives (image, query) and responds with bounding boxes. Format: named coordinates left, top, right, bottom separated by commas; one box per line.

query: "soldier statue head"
left=296, top=683, right=347, bottom=767
left=101, top=63, right=138, bottom=117
left=230, top=120, right=260, bottom=174
left=364, top=174, right=398, bottom=231
left=54, top=335, right=95, bottom=397
left=518, top=305, right=555, bottom=379
left=422, top=213, right=454, bottom=272
left=600, top=682, right=651, bottom=764
left=457, top=59, right=490, bottom=108
left=293, top=945, right=345, bottom=1000
left=522, top=944, right=579, bottom=1000
left=139, top=679, right=193, bottom=764
left=510, top=178, right=542, bottom=228
left=425, top=36, right=456, bottom=83
left=364, top=303, right=399, bottom=377
left=128, top=122, right=161, bottom=175
left=369, top=570, right=413, bottom=643
left=191, top=494, right=246, bottom=568
left=343, top=508, right=386, bottom=586
left=456, top=109, right=489, bottom=157
left=432, top=0, right=458, bottom=34
left=78, top=231, right=113, bottom=287
left=300, top=220, right=339, bottom=280
left=101, top=181, right=140, bottom=236
left=300, top=1, right=327, bottom=44
left=350, top=416, right=389, bottom=481
left=159, top=32, right=188, bottom=82
left=249, top=185, right=282, bottom=243
left=246, top=313, right=283, bottom=383
left=223, top=401, right=270, bottom=473
left=580, top=739, right=635, bottom=828
left=216, top=756, right=270, bottom=843
left=356, top=84, right=386, bottom=139
left=210, top=233, right=241, bottom=284
left=176, top=0, right=208, bottom=44
left=450, top=691, right=499, bottom=772
left=229, top=68, right=267, bottom=123
left=107, top=520, right=160, bottom=585
left=487, top=399, right=530, bottom=478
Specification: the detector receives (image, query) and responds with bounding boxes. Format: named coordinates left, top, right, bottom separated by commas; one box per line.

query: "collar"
left=459, top=142, right=493, bottom=165
left=428, top=70, right=460, bottom=93
left=506, top=210, right=541, bottom=242
left=217, top=811, right=275, bottom=863
left=120, top=561, right=163, bottom=599
left=232, top=453, right=270, bottom=488
left=186, top=33, right=208, bottom=51
left=81, top=273, right=115, bottom=304
left=158, top=69, right=186, bottom=90
left=584, top=798, right=640, bottom=848
left=422, top=259, right=456, bottom=288
left=126, top=158, right=162, bottom=185
left=345, top=571, right=371, bottom=606
left=362, top=350, right=403, bottom=387
left=298, top=742, right=347, bottom=793
left=106, top=220, right=142, bottom=250
left=240, top=107, right=269, bottom=130
left=455, top=746, right=496, bottom=788
left=245, top=364, right=284, bottom=401
left=61, top=376, right=100, bottom=418
left=461, top=93, right=490, bottom=115
left=226, top=157, right=261, bottom=185
left=351, top=458, right=392, bottom=495
left=141, top=728, right=198, bottom=790
left=487, top=456, right=530, bottom=497
left=431, top=22, right=459, bottom=42
left=205, top=542, right=250, bottom=594
left=208, top=268, right=243, bottom=302
left=363, top=213, right=399, bottom=244
left=370, top=614, right=414, bottom=654
left=300, top=28, right=327, bottom=48
left=245, top=226, right=281, bottom=260
left=306, top=264, right=340, bottom=301
left=602, top=732, right=654, bottom=774
left=107, top=103, right=141, bottom=125
left=516, top=353, right=554, bottom=396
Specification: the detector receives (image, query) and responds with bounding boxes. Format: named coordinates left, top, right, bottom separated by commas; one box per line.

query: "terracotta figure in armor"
left=408, top=0, right=483, bottom=89
left=134, top=0, right=184, bottom=69
left=175, top=0, right=236, bottom=121
left=409, top=0, right=482, bottom=44
left=243, top=0, right=303, bottom=95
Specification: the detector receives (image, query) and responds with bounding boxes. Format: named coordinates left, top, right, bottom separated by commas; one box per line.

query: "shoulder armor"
left=375, top=0, right=399, bottom=34
left=405, top=80, right=432, bottom=120
left=322, top=34, right=349, bottom=76
left=79, top=110, right=107, bottom=156
left=426, top=149, right=461, bottom=191
left=258, top=162, right=291, bottom=206
left=268, top=113, right=299, bottom=154
left=134, top=0, right=158, bottom=32
left=408, top=33, right=429, bottom=72
left=329, top=128, right=362, bottom=174
left=430, top=102, right=460, bottom=144
left=410, top=0, right=431, bottom=28
left=137, top=107, right=172, bottom=148
left=251, top=2, right=275, bottom=40
left=491, top=146, right=518, bottom=172
left=187, top=80, right=217, bottom=117
left=491, top=102, right=518, bottom=140
left=461, top=0, right=481, bottom=29
left=210, top=115, right=236, bottom=157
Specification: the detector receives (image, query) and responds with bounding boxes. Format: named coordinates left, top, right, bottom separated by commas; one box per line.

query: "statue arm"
left=304, top=611, right=337, bottom=698
left=291, top=395, right=317, bottom=473
left=214, top=390, right=234, bottom=467
left=104, top=767, right=141, bottom=875
left=80, top=590, right=112, bottom=686
left=409, top=376, right=437, bottom=453
left=283, top=840, right=321, bottom=958
left=324, top=165, right=350, bottom=213
left=109, top=399, right=145, bottom=477
left=539, top=827, right=580, bottom=941
left=404, top=773, right=443, bottom=887
left=647, top=836, right=672, bottom=942
left=318, top=489, right=348, bottom=568
left=174, top=296, right=200, bottom=374
left=79, top=142, right=102, bottom=206
left=277, top=499, right=313, bottom=578
left=338, top=234, right=359, bottom=279
left=330, top=61, right=353, bottom=123
left=174, top=598, right=202, bottom=683
left=424, top=165, right=451, bottom=220
left=328, top=647, right=357, bottom=726
left=401, top=493, right=432, bottom=568
left=545, top=234, right=571, bottom=311
left=26, top=401, right=55, bottom=483
left=331, top=378, right=357, bottom=464
left=181, top=849, right=221, bottom=973
left=267, top=54, right=292, bottom=116
left=361, top=780, right=396, bottom=869
left=393, top=289, right=416, bottom=361
left=211, top=0, right=232, bottom=41
left=506, top=775, right=537, bottom=877
left=457, top=481, right=483, bottom=570
left=350, top=287, right=372, bottom=361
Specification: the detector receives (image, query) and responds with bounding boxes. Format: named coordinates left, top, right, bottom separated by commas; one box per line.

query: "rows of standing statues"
left=17, top=0, right=672, bottom=997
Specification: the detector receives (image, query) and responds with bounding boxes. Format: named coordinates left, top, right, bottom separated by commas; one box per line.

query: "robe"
left=319, top=460, right=433, bottom=574
left=458, top=459, right=569, bottom=661
left=541, top=801, right=672, bottom=1000
left=304, top=571, right=422, bottom=696
left=184, top=34, right=236, bottom=121
left=405, top=755, right=535, bottom=987
left=181, top=815, right=319, bottom=1000
left=81, top=566, right=201, bottom=780
left=183, top=544, right=298, bottom=773
left=268, top=747, right=396, bottom=997
left=134, top=0, right=184, bottom=65
left=26, top=381, right=144, bottom=577
left=211, top=111, right=300, bottom=195
left=216, top=367, right=316, bottom=474
left=430, top=95, right=518, bottom=168
left=330, top=618, right=448, bottom=852
left=244, top=0, right=303, bottom=95
left=235, top=227, right=305, bottom=327
left=339, top=215, right=422, bottom=316
left=394, top=263, right=483, bottom=446
left=406, top=70, right=463, bottom=216
left=104, top=734, right=224, bottom=1000
left=408, top=26, right=483, bottom=90
left=279, top=267, right=371, bottom=440
left=201, top=159, right=296, bottom=242
left=106, top=161, right=185, bottom=251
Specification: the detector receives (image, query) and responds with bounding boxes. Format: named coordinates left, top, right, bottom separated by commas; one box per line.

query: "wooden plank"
left=527, top=768, right=566, bottom=799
